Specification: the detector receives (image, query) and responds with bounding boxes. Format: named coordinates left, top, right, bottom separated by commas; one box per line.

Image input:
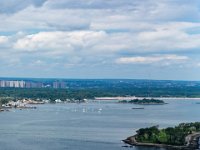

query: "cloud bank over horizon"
left=0, top=0, right=200, bottom=80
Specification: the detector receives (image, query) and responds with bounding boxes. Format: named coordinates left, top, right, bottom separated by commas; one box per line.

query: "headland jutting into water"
left=123, top=122, right=200, bottom=150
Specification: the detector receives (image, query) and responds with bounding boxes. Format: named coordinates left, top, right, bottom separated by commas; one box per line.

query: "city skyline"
left=0, top=0, right=200, bottom=80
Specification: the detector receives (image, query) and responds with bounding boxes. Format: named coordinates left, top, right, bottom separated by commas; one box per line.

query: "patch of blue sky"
left=0, top=31, right=16, bottom=36
left=185, top=27, right=200, bottom=35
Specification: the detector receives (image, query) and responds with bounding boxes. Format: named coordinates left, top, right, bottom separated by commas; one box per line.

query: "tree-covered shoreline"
left=0, top=85, right=199, bottom=103
left=135, top=122, right=200, bottom=146
left=119, top=98, right=166, bottom=104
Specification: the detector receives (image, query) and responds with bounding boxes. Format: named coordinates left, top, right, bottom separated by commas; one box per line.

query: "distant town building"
left=0, top=80, right=66, bottom=89
left=0, top=80, right=5, bottom=87
left=25, top=82, right=31, bottom=88
left=53, top=81, right=59, bottom=89
left=53, top=81, right=67, bottom=89
left=0, top=80, right=25, bottom=88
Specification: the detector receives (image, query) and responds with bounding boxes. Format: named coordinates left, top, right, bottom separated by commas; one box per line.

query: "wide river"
left=0, top=99, right=200, bottom=150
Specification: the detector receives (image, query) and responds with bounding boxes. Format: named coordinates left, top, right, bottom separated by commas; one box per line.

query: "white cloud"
left=116, top=55, right=188, bottom=64
left=0, top=0, right=199, bottom=79
left=131, top=28, right=200, bottom=52
left=0, top=36, right=8, bottom=44
left=0, top=0, right=47, bottom=14
left=9, top=28, right=200, bottom=65
left=13, top=31, right=107, bottom=58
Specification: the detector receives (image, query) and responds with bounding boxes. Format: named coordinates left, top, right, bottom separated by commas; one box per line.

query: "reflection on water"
left=0, top=99, right=200, bottom=150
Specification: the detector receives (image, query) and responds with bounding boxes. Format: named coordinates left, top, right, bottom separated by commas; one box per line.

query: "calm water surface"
left=0, top=99, right=200, bottom=150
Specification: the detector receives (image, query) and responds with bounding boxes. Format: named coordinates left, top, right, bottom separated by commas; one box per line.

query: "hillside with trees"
left=135, top=122, right=200, bottom=146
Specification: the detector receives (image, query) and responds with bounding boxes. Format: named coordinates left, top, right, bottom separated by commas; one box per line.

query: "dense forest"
left=136, top=122, right=200, bottom=146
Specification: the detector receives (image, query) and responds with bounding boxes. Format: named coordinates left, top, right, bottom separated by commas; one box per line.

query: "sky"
left=0, top=0, right=200, bottom=80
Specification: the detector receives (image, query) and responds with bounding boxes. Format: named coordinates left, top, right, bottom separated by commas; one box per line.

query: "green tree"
left=157, top=130, right=168, bottom=143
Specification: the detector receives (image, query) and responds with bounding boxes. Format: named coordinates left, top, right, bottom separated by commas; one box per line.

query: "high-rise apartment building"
left=0, top=80, right=25, bottom=88
left=0, top=80, right=65, bottom=89
left=53, top=81, right=66, bottom=89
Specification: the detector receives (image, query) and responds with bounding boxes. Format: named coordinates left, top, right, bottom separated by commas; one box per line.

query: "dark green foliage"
left=119, top=98, right=165, bottom=104
left=0, top=88, right=96, bottom=102
left=136, top=122, right=200, bottom=146
left=128, top=98, right=165, bottom=104
left=0, top=97, right=14, bottom=104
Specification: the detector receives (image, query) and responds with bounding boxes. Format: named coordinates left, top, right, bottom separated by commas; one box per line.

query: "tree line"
left=0, top=86, right=199, bottom=103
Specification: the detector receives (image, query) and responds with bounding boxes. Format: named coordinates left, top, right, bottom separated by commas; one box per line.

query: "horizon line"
left=0, top=77, right=199, bottom=82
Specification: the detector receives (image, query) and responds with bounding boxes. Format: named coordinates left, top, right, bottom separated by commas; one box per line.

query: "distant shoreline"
left=95, top=97, right=200, bottom=100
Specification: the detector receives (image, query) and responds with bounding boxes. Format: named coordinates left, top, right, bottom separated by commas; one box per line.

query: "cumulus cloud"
left=0, top=36, right=8, bottom=44
left=0, top=0, right=47, bottom=14
left=14, top=31, right=107, bottom=53
left=16, top=26, right=200, bottom=52
left=116, top=55, right=188, bottom=64
left=44, top=0, right=130, bottom=9
left=44, top=0, right=200, bottom=22
left=0, top=0, right=199, bottom=79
